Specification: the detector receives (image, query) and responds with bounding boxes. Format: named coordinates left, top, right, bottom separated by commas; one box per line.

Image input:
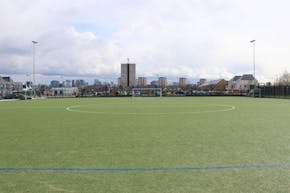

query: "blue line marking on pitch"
left=1, top=164, right=290, bottom=171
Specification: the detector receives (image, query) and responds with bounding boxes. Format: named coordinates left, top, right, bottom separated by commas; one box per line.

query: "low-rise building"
left=227, top=74, right=257, bottom=94
left=199, top=79, right=227, bottom=91
left=0, top=76, right=23, bottom=97
left=48, top=87, right=79, bottom=97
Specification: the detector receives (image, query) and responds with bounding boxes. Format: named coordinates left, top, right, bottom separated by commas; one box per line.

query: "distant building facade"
left=179, top=77, right=188, bottom=88
left=48, top=87, right=79, bottom=97
left=137, top=77, right=147, bottom=87
left=197, top=78, right=207, bottom=86
left=227, top=74, right=257, bottom=93
left=150, top=80, right=158, bottom=86
left=94, top=79, right=102, bottom=85
left=117, top=77, right=122, bottom=86
left=73, top=79, right=86, bottom=87
left=199, top=79, right=227, bottom=91
left=158, top=77, right=167, bottom=88
left=227, top=76, right=241, bottom=92
left=64, top=80, right=72, bottom=87
left=120, top=63, right=136, bottom=87
left=0, top=76, right=22, bottom=97
left=50, top=80, right=60, bottom=88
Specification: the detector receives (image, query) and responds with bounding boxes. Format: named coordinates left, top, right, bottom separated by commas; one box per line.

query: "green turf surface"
left=1, top=97, right=290, bottom=192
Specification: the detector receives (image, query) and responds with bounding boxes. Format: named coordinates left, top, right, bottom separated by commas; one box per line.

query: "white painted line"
left=65, top=104, right=236, bottom=115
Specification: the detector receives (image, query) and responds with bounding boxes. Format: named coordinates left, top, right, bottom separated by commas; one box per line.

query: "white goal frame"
left=132, top=88, right=162, bottom=97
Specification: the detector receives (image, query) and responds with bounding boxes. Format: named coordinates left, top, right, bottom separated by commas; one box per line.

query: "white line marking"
left=65, top=104, right=236, bottom=115
left=0, top=99, right=18, bottom=102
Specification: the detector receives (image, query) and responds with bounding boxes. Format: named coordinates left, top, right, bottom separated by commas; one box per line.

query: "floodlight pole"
left=32, top=40, right=38, bottom=97
left=25, top=74, right=29, bottom=100
left=250, top=40, right=256, bottom=96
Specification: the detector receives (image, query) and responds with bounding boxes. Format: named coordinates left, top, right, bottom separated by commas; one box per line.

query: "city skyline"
left=1, top=1, right=290, bottom=84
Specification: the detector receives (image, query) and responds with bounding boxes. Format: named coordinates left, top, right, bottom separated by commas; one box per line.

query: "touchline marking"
left=1, top=164, right=290, bottom=171
left=0, top=99, right=18, bottom=102
left=0, top=106, right=65, bottom=110
left=65, top=104, right=236, bottom=115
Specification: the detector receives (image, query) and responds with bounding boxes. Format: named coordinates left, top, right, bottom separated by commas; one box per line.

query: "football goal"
left=132, top=88, right=162, bottom=97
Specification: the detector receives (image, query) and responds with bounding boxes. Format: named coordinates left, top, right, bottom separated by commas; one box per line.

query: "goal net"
left=132, top=88, right=162, bottom=97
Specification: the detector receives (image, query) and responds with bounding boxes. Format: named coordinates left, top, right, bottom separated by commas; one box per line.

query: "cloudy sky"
left=1, top=0, right=290, bottom=84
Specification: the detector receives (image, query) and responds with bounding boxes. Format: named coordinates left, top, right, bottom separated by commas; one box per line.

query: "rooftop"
left=241, top=74, right=255, bottom=80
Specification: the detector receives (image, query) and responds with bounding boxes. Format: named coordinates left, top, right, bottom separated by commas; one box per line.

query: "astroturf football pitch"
left=1, top=97, right=290, bottom=193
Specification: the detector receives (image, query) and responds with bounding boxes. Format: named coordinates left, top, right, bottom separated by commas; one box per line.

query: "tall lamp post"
left=250, top=40, right=256, bottom=96
left=32, top=40, right=38, bottom=97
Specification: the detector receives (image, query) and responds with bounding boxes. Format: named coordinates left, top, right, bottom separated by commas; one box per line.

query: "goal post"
left=132, top=88, right=162, bottom=97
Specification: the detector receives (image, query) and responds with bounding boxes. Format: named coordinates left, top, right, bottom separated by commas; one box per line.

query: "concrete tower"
left=120, top=60, right=136, bottom=87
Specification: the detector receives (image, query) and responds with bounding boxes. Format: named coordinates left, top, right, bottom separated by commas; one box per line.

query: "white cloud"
left=1, top=0, right=290, bottom=84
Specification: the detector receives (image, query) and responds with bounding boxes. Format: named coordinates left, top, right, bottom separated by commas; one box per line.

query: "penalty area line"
left=1, top=163, right=290, bottom=171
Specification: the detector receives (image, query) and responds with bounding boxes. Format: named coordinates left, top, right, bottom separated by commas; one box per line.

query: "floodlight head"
left=32, top=41, right=38, bottom=44
left=250, top=40, right=255, bottom=43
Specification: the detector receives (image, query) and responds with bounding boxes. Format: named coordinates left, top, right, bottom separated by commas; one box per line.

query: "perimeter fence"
left=259, top=85, right=290, bottom=98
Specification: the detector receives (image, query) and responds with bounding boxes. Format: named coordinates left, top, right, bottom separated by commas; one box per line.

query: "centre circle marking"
left=66, top=104, right=236, bottom=115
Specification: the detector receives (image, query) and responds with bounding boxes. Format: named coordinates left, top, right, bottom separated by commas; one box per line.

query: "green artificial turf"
left=1, top=97, right=290, bottom=192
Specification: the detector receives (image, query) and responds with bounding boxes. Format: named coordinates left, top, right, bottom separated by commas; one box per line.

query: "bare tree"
left=275, top=70, right=290, bottom=86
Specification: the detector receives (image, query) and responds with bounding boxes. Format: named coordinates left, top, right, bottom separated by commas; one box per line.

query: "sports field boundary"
left=1, top=163, right=290, bottom=171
